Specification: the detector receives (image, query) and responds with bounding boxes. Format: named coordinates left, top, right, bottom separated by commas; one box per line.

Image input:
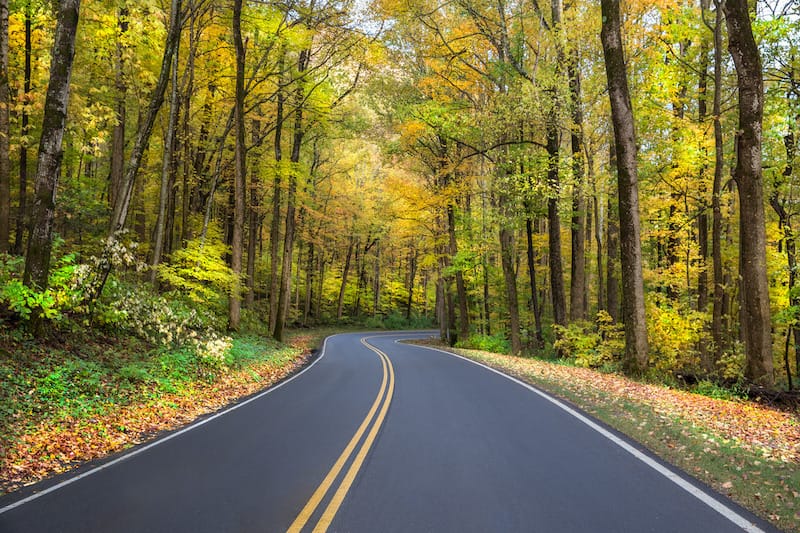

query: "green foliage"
left=553, top=311, right=624, bottom=368
left=693, top=379, right=748, bottom=401
left=117, top=362, right=153, bottom=384
left=456, top=333, right=510, bottom=354
left=37, top=359, right=105, bottom=406
left=0, top=253, right=85, bottom=322
left=717, top=342, right=746, bottom=381
left=157, top=233, right=238, bottom=309
left=646, top=296, right=708, bottom=373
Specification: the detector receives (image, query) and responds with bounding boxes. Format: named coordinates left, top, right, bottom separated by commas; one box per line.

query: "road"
left=0, top=331, right=779, bottom=532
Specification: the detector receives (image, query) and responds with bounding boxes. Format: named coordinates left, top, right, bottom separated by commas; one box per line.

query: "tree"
left=229, top=0, right=247, bottom=331
left=108, top=0, right=183, bottom=235
left=0, top=0, right=9, bottom=253
left=23, top=0, right=81, bottom=289
left=722, top=0, right=774, bottom=386
left=600, top=0, right=648, bottom=373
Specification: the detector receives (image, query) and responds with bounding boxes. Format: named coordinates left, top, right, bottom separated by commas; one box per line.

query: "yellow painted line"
left=286, top=344, right=389, bottom=533
left=311, top=339, right=396, bottom=533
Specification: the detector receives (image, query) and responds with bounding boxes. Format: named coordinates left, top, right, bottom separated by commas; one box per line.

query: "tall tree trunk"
left=706, top=1, right=726, bottom=365
left=607, top=191, right=620, bottom=322
left=723, top=0, right=774, bottom=386
left=13, top=1, right=32, bottom=254
left=697, top=25, right=710, bottom=316
left=601, top=0, right=649, bottom=373
left=770, top=122, right=797, bottom=389
left=547, top=0, right=567, bottom=331
left=337, top=237, right=354, bottom=319
left=268, top=51, right=285, bottom=333
left=109, top=6, right=128, bottom=214
left=246, top=119, right=261, bottom=309
left=406, top=246, right=417, bottom=320
left=23, top=0, right=80, bottom=289
left=568, top=57, right=587, bottom=322
left=150, top=35, right=181, bottom=284
left=697, top=17, right=712, bottom=371
left=448, top=203, right=470, bottom=340
left=274, top=49, right=308, bottom=342
left=525, top=214, right=544, bottom=349
left=179, top=0, right=196, bottom=244
left=109, top=0, right=182, bottom=235
left=303, top=241, right=315, bottom=324
left=589, top=150, right=604, bottom=314
left=229, top=0, right=246, bottom=331
left=373, top=242, right=381, bottom=316
left=0, top=0, right=10, bottom=253
left=547, top=118, right=567, bottom=329
left=499, top=223, right=522, bottom=355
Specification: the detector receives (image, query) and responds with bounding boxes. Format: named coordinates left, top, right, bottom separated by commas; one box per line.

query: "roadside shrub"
left=717, top=341, right=746, bottom=381
left=457, top=333, right=510, bottom=354
left=694, top=379, right=748, bottom=401
left=553, top=311, right=624, bottom=368
left=97, top=286, right=217, bottom=347
left=157, top=231, right=238, bottom=312
left=194, top=334, right=233, bottom=372
left=364, top=315, right=384, bottom=329
left=646, top=295, right=707, bottom=373
left=0, top=252, right=85, bottom=322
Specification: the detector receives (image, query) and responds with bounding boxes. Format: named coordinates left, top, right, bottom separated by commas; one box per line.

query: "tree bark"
left=303, top=241, right=315, bottom=324
left=337, top=237, right=354, bottom=319
left=606, top=189, right=620, bottom=322
left=268, top=51, right=286, bottom=333
left=770, top=125, right=797, bottom=388
left=274, top=49, right=309, bottom=342
left=568, top=57, right=587, bottom=322
left=23, top=0, right=80, bottom=289
left=499, top=223, right=522, bottom=355
left=525, top=213, right=544, bottom=349
left=448, top=203, right=470, bottom=340
left=109, top=6, right=128, bottom=214
left=547, top=118, right=567, bottom=329
left=601, top=0, right=649, bottom=373
left=109, top=0, right=182, bottom=235
left=13, top=1, right=32, bottom=254
left=406, top=246, right=417, bottom=320
left=697, top=22, right=710, bottom=317
left=229, top=0, right=246, bottom=331
left=722, top=0, right=774, bottom=386
left=150, top=34, right=181, bottom=284
left=246, top=119, right=262, bottom=309
left=707, top=1, right=726, bottom=365
left=0, top=0, right=10, bottom=253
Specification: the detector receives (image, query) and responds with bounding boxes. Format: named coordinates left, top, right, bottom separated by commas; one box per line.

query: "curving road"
left=0, top=331, right=780, bottom=532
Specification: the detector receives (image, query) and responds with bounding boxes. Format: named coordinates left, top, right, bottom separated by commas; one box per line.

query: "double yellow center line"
left=287, top=337, right=395, bottom=533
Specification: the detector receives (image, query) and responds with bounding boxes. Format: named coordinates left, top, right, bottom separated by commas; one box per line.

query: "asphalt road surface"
left=0, top=331, right=781, bottom=532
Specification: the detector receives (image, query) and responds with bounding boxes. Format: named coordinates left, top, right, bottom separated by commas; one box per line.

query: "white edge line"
left=0, top=334, right=336, bottom=515
left=406, top=340, right=767, bottom=533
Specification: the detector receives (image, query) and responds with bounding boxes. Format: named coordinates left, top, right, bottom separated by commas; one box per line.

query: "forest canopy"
left=1, top=0, right=799, bottom=390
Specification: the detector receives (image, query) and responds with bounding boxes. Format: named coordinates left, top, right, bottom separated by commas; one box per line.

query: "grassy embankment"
left=0, top=326, right=343, bottom=495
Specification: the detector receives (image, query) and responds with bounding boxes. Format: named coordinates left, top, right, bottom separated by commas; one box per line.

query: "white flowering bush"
left=103, top=289, right=212, bottom=347
left=192, top=333, right=233, bottom=373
